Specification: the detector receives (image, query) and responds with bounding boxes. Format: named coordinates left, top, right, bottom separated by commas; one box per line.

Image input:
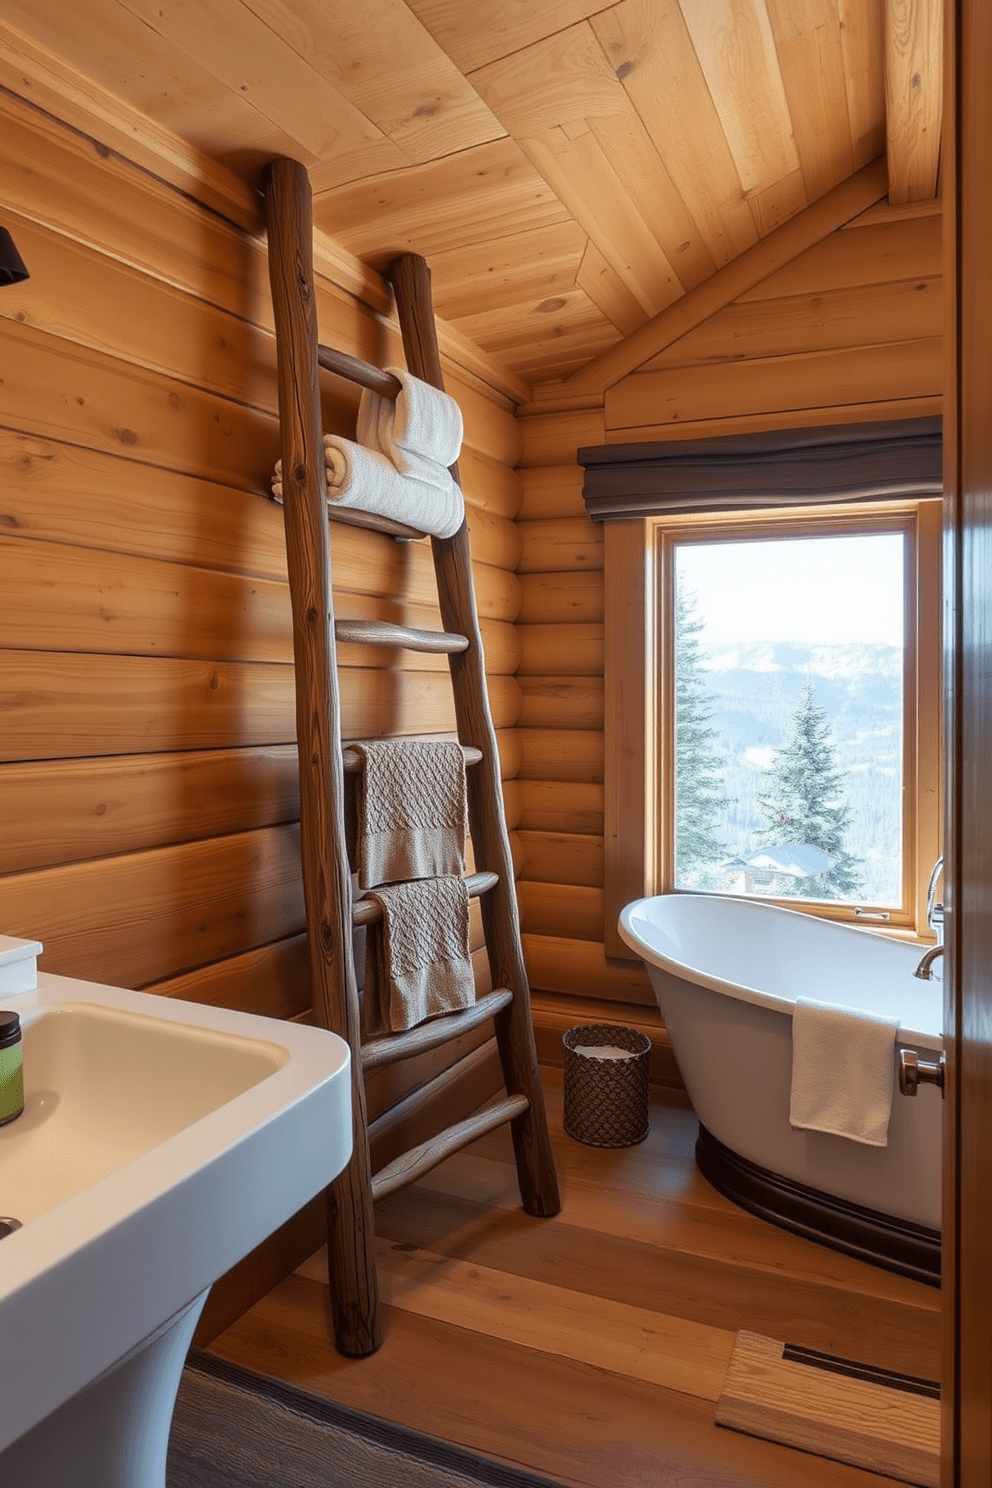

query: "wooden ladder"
left=263, top=157, right=561, bottom=1357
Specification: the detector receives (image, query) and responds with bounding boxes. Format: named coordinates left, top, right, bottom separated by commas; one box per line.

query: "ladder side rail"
left=263, top=156, right=382, bottom=1355
left=388, top=253, right=561, bottom=1219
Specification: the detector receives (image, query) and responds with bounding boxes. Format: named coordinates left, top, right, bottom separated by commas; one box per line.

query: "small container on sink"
left=0, top=1011, right=24, bottom=1126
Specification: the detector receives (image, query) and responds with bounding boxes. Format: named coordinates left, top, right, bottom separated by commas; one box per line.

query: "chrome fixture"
left=926, top=855, right=944, bottom=937
left=898, top=1048, right=946, bottom=1097
left=914, top=944, right=944, bottom=980
left=0, top=227, right=29, bottom=286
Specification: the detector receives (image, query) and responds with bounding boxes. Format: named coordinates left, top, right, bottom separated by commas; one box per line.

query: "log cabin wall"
left=0, top=86, right=526, bottom=1141
left=514, top=198, right=943, bottom=1085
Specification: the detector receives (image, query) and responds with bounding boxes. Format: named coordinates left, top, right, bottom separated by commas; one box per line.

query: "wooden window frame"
left=604, top=498, right=942, bottom=958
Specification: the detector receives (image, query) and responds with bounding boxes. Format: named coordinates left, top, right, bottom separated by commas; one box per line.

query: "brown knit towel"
left=361, top=877, right=474, bottom=1035
left=353, top=740, right=467, bottom=889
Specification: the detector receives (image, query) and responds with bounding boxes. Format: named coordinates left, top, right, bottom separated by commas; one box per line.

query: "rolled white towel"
left=357, top=366, right=463, bottom=475
left=789, top=997, right=899, bottom=1147
left=271, top=436, right=464, bottom=539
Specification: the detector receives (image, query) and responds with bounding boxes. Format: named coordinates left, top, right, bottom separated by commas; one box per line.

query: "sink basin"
left=0, top=963, right=351, bottom=1484
left=3, top=1000, right=294, bottom=1222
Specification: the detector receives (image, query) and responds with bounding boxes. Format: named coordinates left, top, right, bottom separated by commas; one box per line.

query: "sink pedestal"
left=0, top=1290, right=207, bottom=1487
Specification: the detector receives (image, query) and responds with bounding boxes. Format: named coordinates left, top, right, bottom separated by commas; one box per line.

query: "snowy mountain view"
left=683, top=639, right=903, bottom=906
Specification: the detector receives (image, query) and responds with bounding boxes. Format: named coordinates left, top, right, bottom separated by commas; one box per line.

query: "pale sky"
left=675, top=532, right=905, bottom=646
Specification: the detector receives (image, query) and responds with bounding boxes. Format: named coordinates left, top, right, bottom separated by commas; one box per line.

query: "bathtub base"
left=696, top=1126, right=940, bottom=1288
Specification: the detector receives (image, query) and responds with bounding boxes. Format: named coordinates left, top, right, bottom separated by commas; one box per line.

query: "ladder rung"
left=341, top=742, right=483, bottom=773
left=317, top=344, right=401, bottom=399
left=335, top=618, right=469, bottom=654
left=370, top=1093, right=531, bottom=1202
left=325, top=504, right=424, bottom=541
left=360, top=987, right=513, bottom=1070
left=352, top=869, right=497, bottom=927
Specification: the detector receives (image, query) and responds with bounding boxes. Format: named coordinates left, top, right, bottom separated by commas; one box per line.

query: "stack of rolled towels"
left=271, top=367, right=465, bottom=539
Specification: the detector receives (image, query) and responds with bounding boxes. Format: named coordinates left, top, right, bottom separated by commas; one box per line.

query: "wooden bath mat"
left=715, top=1331, right=940, bottom=1487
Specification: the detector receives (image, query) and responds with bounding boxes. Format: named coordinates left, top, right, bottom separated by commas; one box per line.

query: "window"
left=585, top=418, right=944, bottom=954
left=601, top=499, right=941, bottom=951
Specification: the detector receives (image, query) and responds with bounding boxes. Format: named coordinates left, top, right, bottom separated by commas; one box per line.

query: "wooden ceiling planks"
left=577, top=242, right=654, bottom=339
left=467, top=21, right=626, bottom=139
left=0, top=0, right=208, bottom=119
left=426, top=222, right=587, bottom=323
left=458, top=18, right=686, bottom=348
left=0, top=19, right=264, bottom=232
left=590, top=2, right=760, bottom=267
left=239, top=0, right=506, bottom=167
left=311, top=137, right=571, bottom=260
left=0, top=0, right=309, bottom=179
left=884, top=0, right=943, bottom=204
left=453, top=286, right=619, bottom=383
left=746, top=168, right=810, bottom=237
left=678, top=0, right=801, bottom=194
left=583, top=104, right=718, bottom=297
left=1, top=0, right=936, bottom=389
left=403, top=0, right=611, bottom=72
left=837, top=0, right=888, bottom=168
left=519, top=130, right=684, bottom=321
left=765, top=0, right=856, bottom=201
left=114, top=0, right=398, bottom=171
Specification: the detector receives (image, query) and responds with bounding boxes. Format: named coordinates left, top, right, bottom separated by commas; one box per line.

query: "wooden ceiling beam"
left=884, top=0, right=943, bottom=205
left=523, top=155, right=890, bottom=412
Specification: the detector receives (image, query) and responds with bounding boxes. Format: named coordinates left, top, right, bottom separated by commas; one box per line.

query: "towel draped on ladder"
left=353, top=738, right=474, bottom=1034
left=353, top=739, right=467, bottom=890
left=361, top=876, right=474, bottom=1037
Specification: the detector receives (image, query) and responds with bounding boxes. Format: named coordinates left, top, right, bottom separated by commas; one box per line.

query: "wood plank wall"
left=515, top=202, right=943, bottom=1083
left=0, top=75, right=946, bottom=1269
left=0, top=86, right=525, bottom=1137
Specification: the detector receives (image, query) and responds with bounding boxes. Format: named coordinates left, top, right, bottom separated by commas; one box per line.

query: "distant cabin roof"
left=723, top=843, right=835, bottom=878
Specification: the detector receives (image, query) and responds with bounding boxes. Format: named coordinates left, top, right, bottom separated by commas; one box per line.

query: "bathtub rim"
left=618, top=893, right=942, bottom=1053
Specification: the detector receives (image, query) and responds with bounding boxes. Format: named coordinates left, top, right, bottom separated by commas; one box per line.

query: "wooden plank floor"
left=208, top=1070, right=941, bottom=1488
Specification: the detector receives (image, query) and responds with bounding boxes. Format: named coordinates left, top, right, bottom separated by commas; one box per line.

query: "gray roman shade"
left=579, top=416, right=942, bottom=521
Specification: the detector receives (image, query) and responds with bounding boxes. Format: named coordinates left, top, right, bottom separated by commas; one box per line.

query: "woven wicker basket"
left=562, top=1023, right=651, bottom=1148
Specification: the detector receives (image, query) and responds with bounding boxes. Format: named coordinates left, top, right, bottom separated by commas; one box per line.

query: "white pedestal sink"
left=0, top=946, right=352, bottom=1487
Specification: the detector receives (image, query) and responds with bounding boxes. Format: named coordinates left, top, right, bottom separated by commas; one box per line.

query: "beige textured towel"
left=362, top=876, right=474, bottom=1035
left=354, top=739, right=467, bottom=890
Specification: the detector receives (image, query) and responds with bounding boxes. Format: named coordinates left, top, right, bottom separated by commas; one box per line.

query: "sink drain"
left=0, top=1217, right=22, bottom=1239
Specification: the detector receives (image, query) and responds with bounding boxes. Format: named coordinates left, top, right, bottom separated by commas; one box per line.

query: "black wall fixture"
left=0, top=227, right=29, bottom=285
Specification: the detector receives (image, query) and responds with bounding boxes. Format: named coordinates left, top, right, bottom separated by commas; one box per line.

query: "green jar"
left=0, top=1011, right=24, bottom=1126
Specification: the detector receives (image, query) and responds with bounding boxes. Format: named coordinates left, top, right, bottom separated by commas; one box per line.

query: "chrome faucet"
left=914, top=944, right=944, bottom=980
left=926, top=855, right=944, bottom=939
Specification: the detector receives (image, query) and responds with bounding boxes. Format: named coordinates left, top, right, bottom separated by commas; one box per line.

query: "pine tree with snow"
left=756, top=677, right=863, bottom=899
left=674, top=584, right=726, bottom=886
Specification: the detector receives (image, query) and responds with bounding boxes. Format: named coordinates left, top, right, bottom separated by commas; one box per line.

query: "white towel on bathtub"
left=789, top=998, right=899, bottom=1147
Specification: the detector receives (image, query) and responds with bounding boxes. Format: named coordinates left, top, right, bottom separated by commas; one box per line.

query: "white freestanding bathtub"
left=619, top=894, right=943, bottom=1283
